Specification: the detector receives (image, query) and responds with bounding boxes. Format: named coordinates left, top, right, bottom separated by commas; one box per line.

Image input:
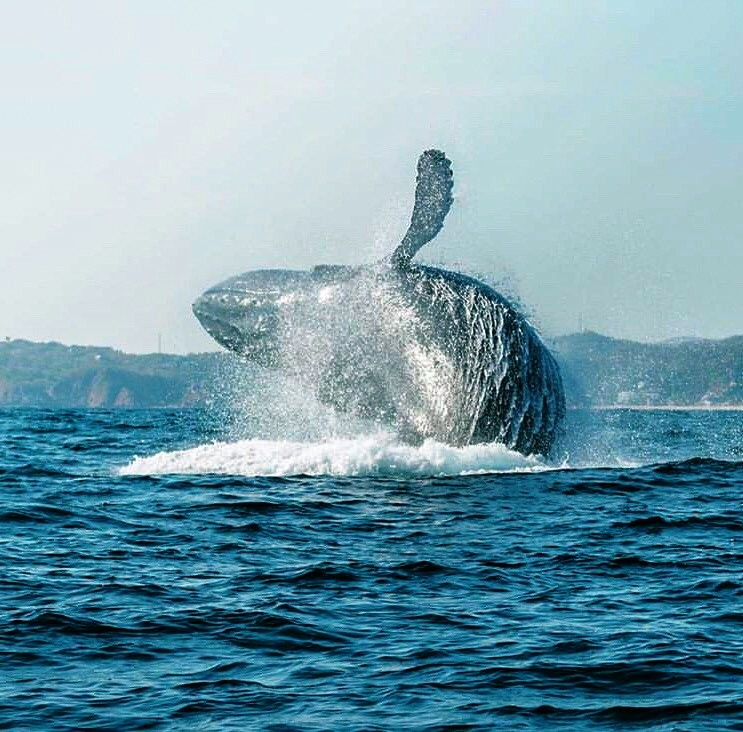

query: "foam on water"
left=120, top=432, right=547, bottom=478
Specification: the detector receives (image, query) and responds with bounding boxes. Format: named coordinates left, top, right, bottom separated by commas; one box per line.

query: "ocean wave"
left=119, top=433, right=547, bottom=478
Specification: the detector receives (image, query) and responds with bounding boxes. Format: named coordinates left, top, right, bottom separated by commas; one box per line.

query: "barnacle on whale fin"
left=390, top=149, right=454, bottom=267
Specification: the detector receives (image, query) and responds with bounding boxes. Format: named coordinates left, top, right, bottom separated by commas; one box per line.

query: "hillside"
left=553, top=331, right=743, bottom=407
left=0, top=340, right=226, bottom=408
left=1, top=333, right=741, bottom=409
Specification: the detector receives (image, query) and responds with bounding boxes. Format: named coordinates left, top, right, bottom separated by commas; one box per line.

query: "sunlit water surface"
left=1, top=407, right=742, bottom=730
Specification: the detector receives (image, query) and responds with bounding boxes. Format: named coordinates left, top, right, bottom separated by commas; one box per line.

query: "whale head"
left=193, top=265, right=361, bottom=364
left=192, top=269, right=310, bottom=365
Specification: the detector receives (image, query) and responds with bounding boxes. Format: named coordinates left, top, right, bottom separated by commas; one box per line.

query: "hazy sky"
left=2, top=1, right=741, bottom=352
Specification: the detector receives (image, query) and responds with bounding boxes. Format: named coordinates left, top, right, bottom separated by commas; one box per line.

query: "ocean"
left=1, top=406, right=742, bottom=730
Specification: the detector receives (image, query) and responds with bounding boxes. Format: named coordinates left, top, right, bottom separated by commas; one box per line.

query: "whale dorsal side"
left=390, top=149, right=454, bottom=268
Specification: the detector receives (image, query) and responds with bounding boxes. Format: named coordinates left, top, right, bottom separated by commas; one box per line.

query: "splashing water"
left=129, top=264, right=570, bottom=479
left=120, top=432, right=546, bottom=478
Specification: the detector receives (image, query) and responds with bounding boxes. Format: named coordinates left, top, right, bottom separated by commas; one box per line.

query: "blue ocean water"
left=1, top=407, right=742, bottom=730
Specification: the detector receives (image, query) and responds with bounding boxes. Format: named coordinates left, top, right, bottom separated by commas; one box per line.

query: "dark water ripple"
left=1, top=408, right=743, bottom=730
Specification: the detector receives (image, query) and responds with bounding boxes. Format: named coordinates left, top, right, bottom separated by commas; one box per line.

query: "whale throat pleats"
left=390, top=149, right=454, bottom=267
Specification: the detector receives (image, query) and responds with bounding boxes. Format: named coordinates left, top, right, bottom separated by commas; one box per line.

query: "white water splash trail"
left=120, top=433, right=547, bottom=478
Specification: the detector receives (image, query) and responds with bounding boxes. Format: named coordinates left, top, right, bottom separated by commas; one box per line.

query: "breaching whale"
left=193, top=150, right=565, bottom=455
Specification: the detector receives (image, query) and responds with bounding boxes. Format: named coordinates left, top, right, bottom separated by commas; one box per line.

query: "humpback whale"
left=193, top=150, right=565, bottom=455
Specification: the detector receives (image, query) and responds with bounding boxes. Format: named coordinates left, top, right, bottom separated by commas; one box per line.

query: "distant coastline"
left=1, top=332, right=742, bottom=410
left=588, top=404, right=743, bottom=412
left=554, top=331, right=742, bottom=410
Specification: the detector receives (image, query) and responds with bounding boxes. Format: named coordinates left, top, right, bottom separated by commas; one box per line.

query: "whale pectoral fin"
left=390, top=149, right=454, bottom=267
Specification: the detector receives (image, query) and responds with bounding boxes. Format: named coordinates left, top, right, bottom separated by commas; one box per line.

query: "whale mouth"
left=194, top=268, right=357, bottom=362
left=192, top=290, right=282, bottom=365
